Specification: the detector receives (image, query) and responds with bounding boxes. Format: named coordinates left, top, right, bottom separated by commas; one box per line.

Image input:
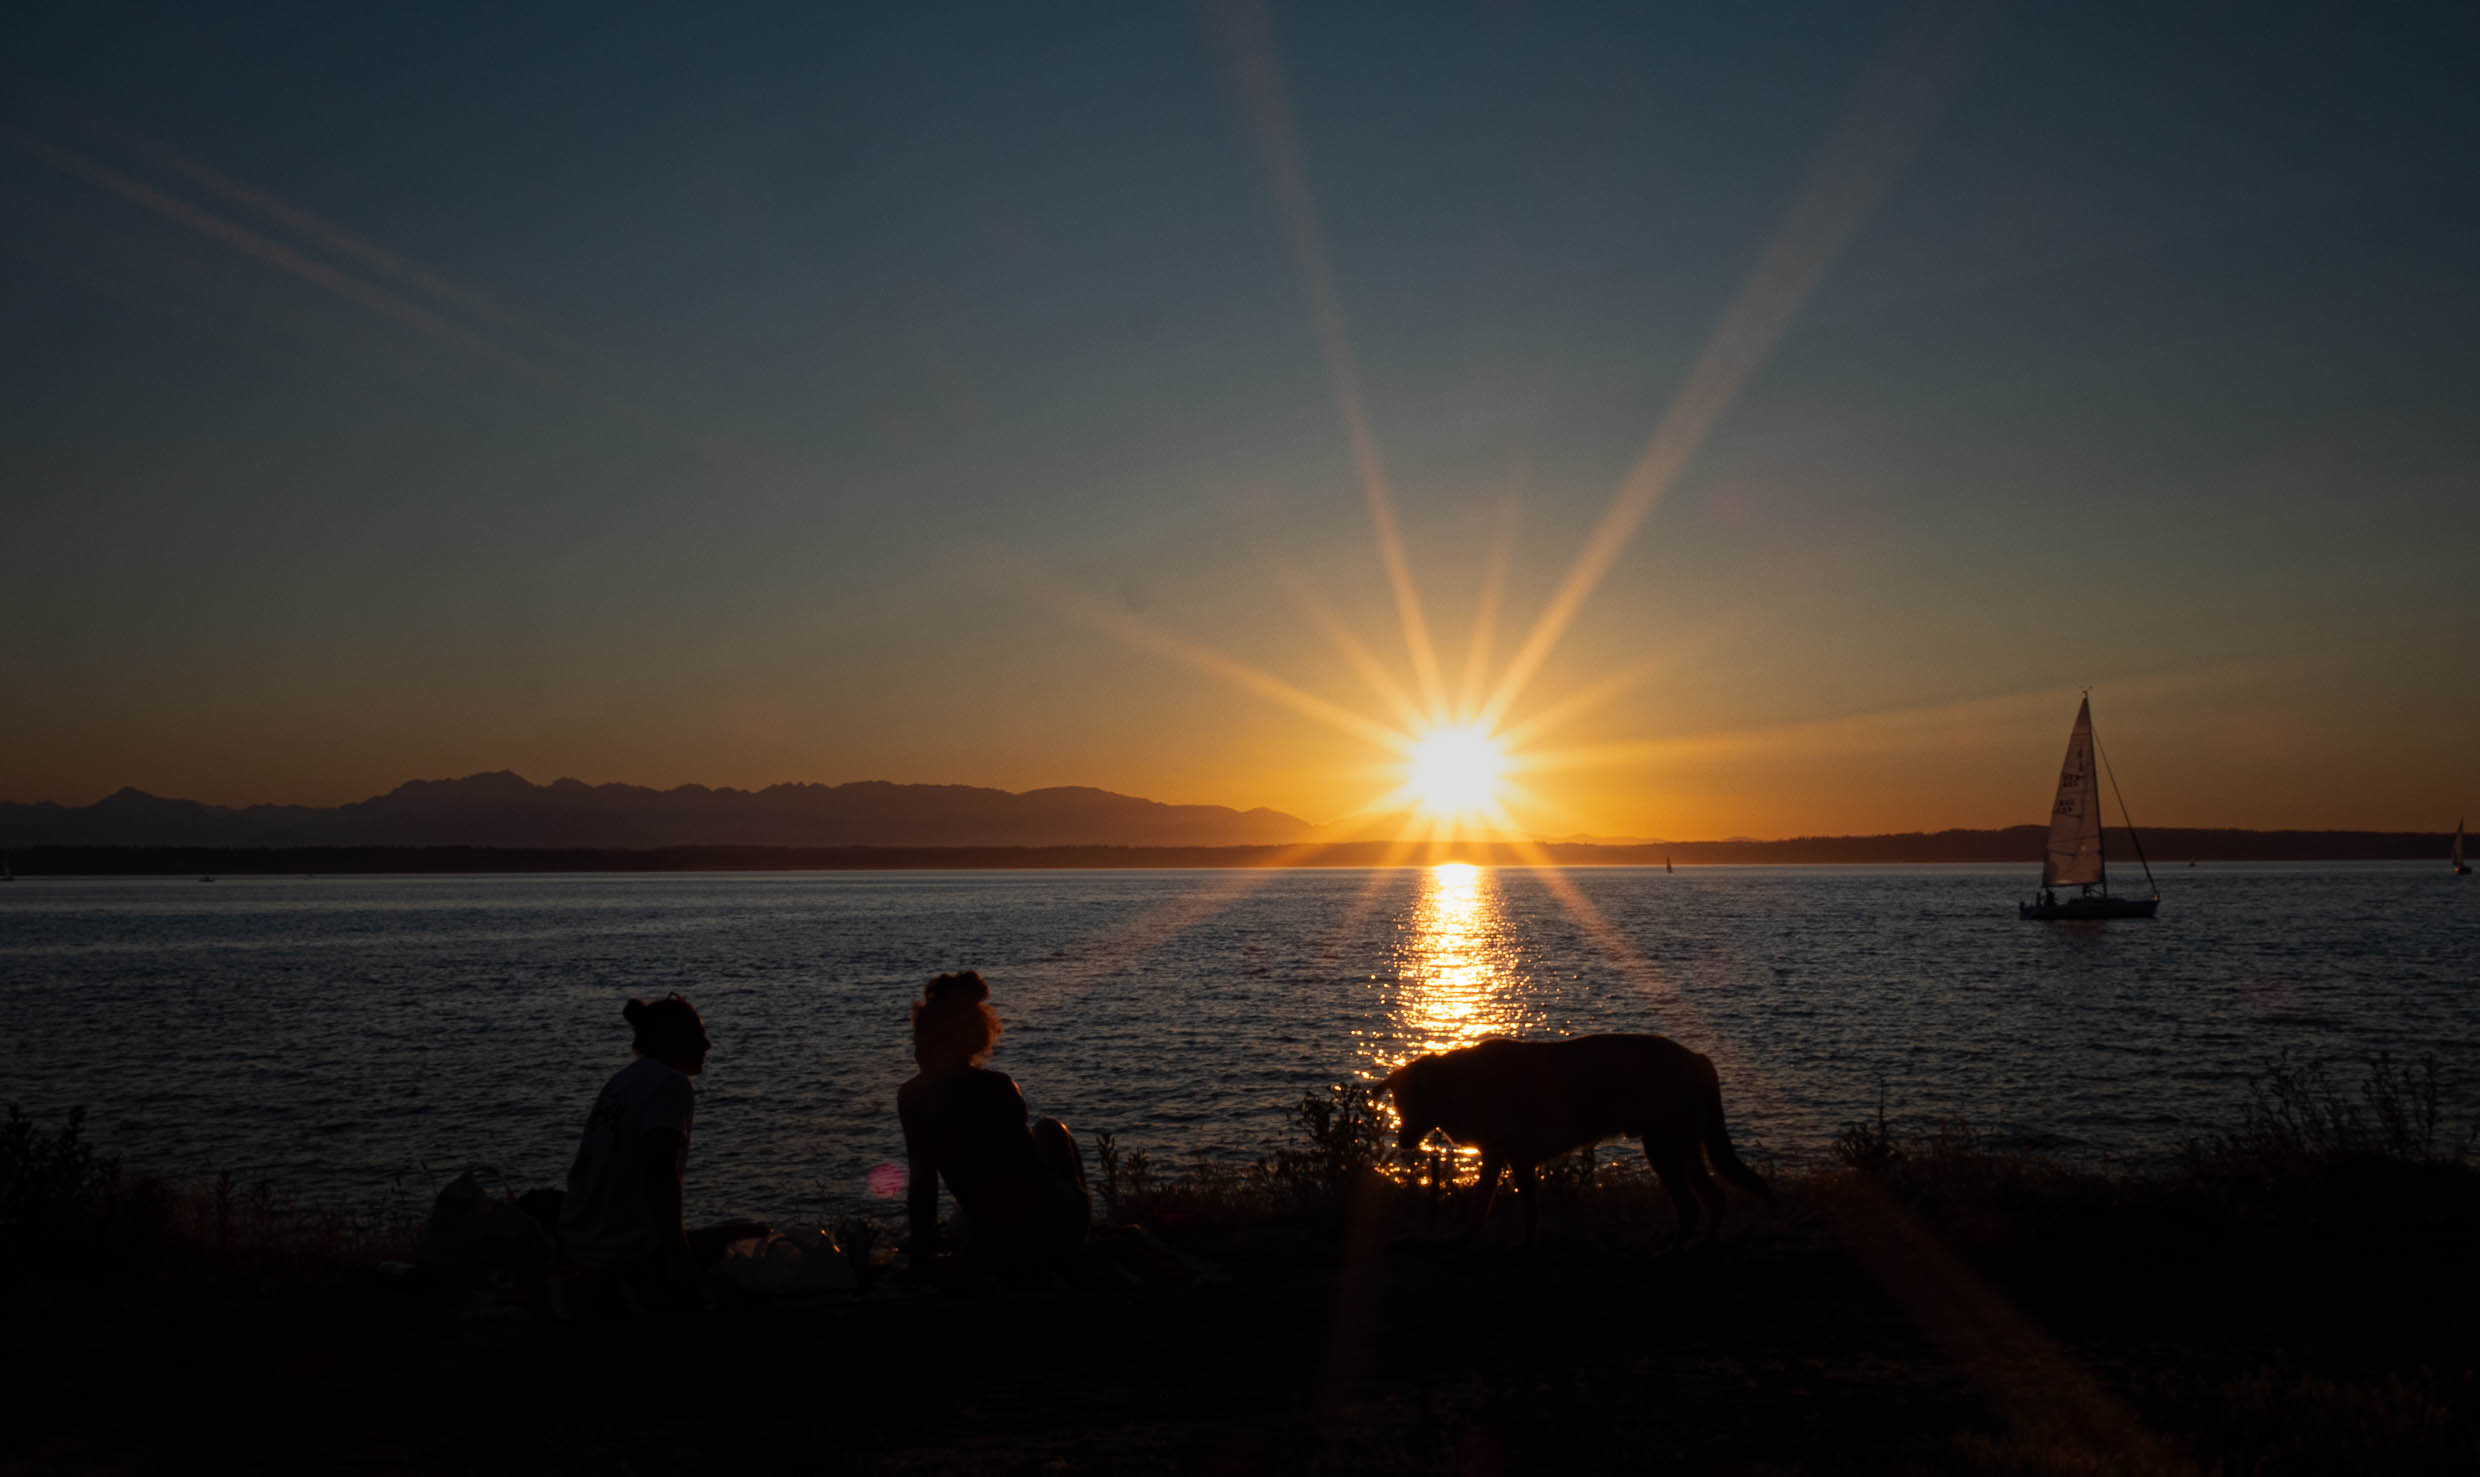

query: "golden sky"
left=6, top=6, right=2476, bottom=836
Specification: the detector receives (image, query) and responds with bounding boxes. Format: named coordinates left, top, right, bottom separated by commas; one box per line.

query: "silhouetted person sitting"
left=898, top=971, right=1089, bottom=1280
left=562, top=993, right=758, bottom=1307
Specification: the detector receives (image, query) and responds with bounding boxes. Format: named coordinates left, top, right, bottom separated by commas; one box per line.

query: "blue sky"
left=5, top=2, right=2475, bottom=834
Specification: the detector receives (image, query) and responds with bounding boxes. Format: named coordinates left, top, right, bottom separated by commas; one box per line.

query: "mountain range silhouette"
left=0, top=772, right=1316, bottom=850
left=2, top=776, right=2460, bottom=864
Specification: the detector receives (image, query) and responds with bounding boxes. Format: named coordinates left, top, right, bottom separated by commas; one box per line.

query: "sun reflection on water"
left=1386, top=862, right=1530, bottom=1072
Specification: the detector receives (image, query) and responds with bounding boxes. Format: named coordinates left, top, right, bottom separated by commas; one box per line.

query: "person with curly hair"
left=896, top=971, right=1089, bottom=1278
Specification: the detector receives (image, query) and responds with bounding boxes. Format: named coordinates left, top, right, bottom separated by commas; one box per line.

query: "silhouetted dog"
left=1383, top=1034, right=1771, bottom=1245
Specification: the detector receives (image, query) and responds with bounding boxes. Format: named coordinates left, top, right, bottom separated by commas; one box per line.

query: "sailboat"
left=2455, top=819, right=2470, bottom=876
left=2019, top=695, right=2159, bottom=920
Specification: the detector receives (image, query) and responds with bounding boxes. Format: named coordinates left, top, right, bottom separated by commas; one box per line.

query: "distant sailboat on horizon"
left=2455, top=819, right=2470, bottom=876
left=2020, top=694, right=2159, bottom=920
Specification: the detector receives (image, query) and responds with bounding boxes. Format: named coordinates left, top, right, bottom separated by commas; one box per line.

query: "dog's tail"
left=1698, top=1055, right=1773, bottom=1202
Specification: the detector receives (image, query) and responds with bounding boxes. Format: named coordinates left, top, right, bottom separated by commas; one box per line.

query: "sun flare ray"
left=1496, top=658, right=1673, bottom=752
left=1455, top=501, right=1518, bottom=718
left=1032, top=580, right=1409, bottom=753
left=1218, top=0, right=1449, bottom=719
left=1478, top=23, right=1969, bottom=733
left=1283, top=573, right=1431, bottom=735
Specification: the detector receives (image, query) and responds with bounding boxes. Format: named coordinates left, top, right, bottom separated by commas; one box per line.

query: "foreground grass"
left=2, top=1103, right=421, bottom=1287
left=7, top=1059, right=2476, bottom=1474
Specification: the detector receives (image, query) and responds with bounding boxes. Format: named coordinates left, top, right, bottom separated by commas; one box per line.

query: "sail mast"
left=2095, top=715, right=2109, bottom=896
left=2094, top=718, right=2158, bottom=898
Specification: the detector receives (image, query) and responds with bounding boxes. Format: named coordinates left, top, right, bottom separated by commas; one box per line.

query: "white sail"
left=2042, top=697, right=2104, bottom=887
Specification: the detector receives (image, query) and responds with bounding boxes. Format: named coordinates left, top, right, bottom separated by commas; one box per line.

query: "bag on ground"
left=414, top=1170, right=555, bottom=1287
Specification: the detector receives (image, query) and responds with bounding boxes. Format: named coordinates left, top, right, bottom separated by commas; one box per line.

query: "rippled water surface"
left=5, top=865, right=2473, bottom=1225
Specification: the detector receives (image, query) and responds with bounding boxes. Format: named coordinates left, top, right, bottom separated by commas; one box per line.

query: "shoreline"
left=12, top=1067, right=2475, bottom=1474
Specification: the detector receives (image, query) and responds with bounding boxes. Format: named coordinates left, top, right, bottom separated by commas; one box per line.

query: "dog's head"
left=1382, top=1057, right=1438, bottom=1159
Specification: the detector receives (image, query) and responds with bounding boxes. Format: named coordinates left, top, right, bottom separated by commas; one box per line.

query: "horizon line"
left=0, top=770, right=2462, bottom=845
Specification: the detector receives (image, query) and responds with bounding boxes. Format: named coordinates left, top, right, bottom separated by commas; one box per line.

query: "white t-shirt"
left=561, top=1057, right=695, bottom=1270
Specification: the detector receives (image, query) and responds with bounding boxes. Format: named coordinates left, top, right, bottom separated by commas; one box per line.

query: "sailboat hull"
left=2020, top=895, right=2158, bottom=921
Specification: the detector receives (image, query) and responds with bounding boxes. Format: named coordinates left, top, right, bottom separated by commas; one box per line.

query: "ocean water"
left=4, top=863, right=2473, bottom=1227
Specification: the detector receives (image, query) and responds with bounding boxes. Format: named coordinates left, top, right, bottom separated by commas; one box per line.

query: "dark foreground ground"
left=12, top=1140, right=2478, bottom=1475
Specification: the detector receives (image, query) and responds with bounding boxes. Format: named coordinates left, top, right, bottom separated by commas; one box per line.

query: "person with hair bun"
left=897, top=971, right=1089, bottom=1278
left=561, top=993, right=744, bottom=1300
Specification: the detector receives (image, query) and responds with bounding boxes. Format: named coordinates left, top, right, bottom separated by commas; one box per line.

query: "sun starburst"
left=1402, top=724, right=1510, bottom=822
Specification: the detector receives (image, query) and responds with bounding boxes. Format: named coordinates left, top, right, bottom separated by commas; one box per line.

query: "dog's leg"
left=1682, top=1152, right=1727, bottom=1243
left=1644, top=1141, right=1703, bottom=1250
left=1425, top=1146, right=1445, bottom=1231
left=1510, top=1162, right=1541, bottom=1247
left=1468, top=1154, right=1503, bottom=1238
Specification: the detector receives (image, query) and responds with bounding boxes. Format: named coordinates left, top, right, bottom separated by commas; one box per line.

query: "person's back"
left=898, top=972, right=1088, bottom=1276
left=563, top=1054, right=695, bottom=1270
left=557, top=994, right=760, bottom=1302
left=900, top=1064, right=1050, bottom=1234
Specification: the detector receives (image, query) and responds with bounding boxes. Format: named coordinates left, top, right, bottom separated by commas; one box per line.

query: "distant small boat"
left=2456, top=819, right=2471, bottom=876
left=199, top=875, right=215, bottom=883
left=2020, top=694, right=2159, bottom=921
left=1666, top=856, right=1674, bottom=875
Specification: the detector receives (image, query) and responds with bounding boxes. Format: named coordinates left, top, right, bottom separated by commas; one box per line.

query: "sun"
left=1404, top=724, right=1510, bottom=820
